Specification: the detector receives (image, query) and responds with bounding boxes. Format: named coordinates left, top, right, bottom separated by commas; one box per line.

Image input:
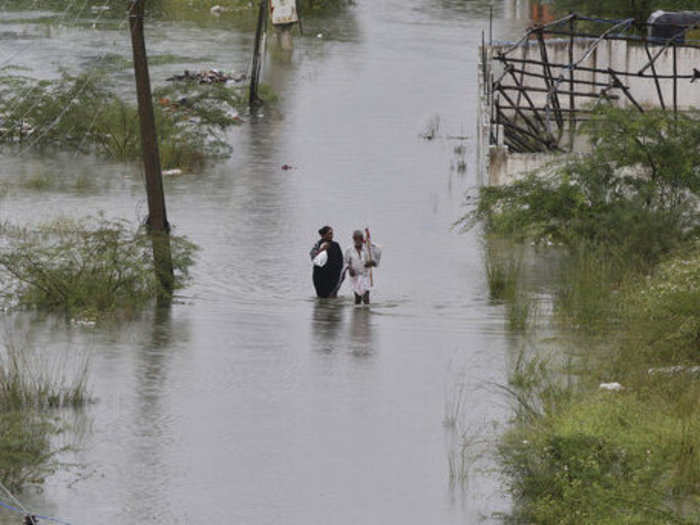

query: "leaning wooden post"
left=249, top=0, right=268, bottom=106
left=129, top=0, right=174, bottom=297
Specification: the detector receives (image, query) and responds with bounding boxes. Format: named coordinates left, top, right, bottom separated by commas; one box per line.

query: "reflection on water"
left=311, top=299, right=378, bottom=357
left=0, top=1, right=535, bottom=524
left=311, top=299, right=345, bottom=352
left=349, top=307, right=374, bottom=357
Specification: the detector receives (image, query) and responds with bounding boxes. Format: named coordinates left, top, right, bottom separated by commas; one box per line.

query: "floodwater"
left=0, top=1, right=532, bottom=523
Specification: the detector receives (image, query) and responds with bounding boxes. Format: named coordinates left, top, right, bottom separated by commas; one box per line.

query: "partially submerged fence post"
left=249, top=0, right=268, bottom=106
left=128, top=0, right=174, bottom=298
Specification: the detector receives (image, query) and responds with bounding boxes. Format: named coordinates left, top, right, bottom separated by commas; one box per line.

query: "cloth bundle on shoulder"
left=313, top=250, right=328, bottom=267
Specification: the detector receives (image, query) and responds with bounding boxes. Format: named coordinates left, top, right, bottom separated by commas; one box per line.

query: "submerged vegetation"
left=0, top=71, right=244, bottom=171
left=1, top=0, right=353, bottom=19
left=0, top=332, right=90, bottom=491
left=465, top=108, right=700, bottom=522
left=0, top=217, right=196, bottom=317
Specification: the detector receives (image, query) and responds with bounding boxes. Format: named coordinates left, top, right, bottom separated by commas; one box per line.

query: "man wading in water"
left=310, top=226, right=344, bottom=298
left=344, top=230, right=381, bottom=305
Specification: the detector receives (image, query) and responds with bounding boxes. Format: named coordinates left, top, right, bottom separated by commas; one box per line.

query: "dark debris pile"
left=166, top=69, right=247, bottom=85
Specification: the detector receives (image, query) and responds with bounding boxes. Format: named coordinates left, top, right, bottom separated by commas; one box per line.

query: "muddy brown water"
left=0, top=1, right=531, bottom=523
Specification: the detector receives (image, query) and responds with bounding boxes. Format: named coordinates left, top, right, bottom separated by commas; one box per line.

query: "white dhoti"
left=349, top=273, right=372, bottom=296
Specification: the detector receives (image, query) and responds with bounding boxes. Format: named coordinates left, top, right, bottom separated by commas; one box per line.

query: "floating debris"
left=599, top=382, right=624, bottom=391
left=163, top=169, right=183, bottom=177
left=281, top=164, right=295, bottom=171
left=648, top=366, right=700, bottom=376
left=210, top=5, right=228, bottom=16
left=71, top=318, right=96, bottom=328
left=166, top=69, right=247, bottom=85
left=420, top=114, right=440, bottom=140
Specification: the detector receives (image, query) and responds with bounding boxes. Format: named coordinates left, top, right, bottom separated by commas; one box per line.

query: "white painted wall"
left=482, top=37, right=700, bottom=185
left=493, top=38, right=700, bottom=111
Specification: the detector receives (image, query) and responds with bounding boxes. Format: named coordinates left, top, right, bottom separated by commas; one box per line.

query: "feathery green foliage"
left=0, top=217, right=197, bottom=317
left=0, top=71, right=244, bottom=170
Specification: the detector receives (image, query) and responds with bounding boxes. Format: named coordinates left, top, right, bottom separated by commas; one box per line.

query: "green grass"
left=554, top=245, right=623, bottom=333
left=507, top=292, right=536, bottom=333
left=20, top=171, right=53, bottom=191
left=484, top=249, right=523, bottom=303
left=0, top=333, right=90, bottom=492
left=497, top=244, right=700, bottom=524
left=483, top=242, right=538, bottom=333
left=0, top=337, right=89, bottom=411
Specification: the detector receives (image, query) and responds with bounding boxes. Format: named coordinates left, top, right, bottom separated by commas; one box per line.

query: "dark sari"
left=310, top=240, right=344, bottom=298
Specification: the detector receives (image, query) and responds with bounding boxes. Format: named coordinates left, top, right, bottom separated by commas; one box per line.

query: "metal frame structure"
left=481, top=14, right=700, bottom=154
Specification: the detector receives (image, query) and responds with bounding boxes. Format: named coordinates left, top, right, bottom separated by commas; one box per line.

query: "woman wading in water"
left=309, top=226, right=344, bottom=298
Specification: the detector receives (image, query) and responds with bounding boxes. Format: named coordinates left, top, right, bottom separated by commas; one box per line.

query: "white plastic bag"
left=313, top=250, right=328, bottom=267
left=369, top=243, right=382, bottom=265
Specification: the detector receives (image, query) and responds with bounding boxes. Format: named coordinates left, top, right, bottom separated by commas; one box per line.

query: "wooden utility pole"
left=129, top=0, right=174, bottom=296
left=249, top=0, right=268, bottom=106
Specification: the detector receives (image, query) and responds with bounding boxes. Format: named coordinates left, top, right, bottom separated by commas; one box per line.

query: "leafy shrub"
left=465, top=108, right=700, bottom=267
left=0, top=217, right=196, bottom=316
left=0, top=71, right=244, bottom=171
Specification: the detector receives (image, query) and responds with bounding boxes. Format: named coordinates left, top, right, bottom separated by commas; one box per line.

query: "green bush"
left=465, top=108, right=700, bottom=267
left=0, top=71, right=244, bottom=171
left=0, top=217, right=197, bottom=317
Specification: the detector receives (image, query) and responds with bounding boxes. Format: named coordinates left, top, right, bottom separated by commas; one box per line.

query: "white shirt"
left=344, top=243, right=382, bottom=277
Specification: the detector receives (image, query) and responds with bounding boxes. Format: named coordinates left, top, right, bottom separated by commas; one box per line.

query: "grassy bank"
left=500, top=245, right=699, bottom=524
left=465, top=108, right=700, bottom=522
